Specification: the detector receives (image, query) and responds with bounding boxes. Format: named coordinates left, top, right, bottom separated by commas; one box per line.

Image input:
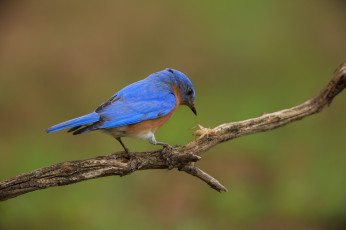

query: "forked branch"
left=1, top=60, right=345, bottom=202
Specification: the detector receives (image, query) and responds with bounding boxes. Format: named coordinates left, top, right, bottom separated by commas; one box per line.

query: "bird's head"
left=166, top=68, right=197, bottom=116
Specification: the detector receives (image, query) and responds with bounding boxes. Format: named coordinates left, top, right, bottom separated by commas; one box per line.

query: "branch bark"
left=1, top=60, right=345, bottom=202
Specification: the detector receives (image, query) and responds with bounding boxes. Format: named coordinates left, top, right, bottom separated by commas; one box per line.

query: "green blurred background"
left=0, top=0, right=345, bottom=229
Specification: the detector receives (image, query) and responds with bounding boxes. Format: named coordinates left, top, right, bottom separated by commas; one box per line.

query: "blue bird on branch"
left=45, top=69, right=196, bottom=153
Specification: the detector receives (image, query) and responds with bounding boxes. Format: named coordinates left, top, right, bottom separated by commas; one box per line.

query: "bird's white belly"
left=105, top=125, right=153, bottom=141
left=133, top=131, right=154, bottom=140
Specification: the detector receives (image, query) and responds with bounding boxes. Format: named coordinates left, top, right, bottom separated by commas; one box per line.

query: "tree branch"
left=1, top=60, right=345, bottom=202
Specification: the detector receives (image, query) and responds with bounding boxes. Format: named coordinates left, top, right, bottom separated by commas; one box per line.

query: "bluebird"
left=45, top=69, right=196, bottom=153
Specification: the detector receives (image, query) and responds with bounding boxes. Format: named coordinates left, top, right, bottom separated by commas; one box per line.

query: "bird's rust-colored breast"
left=125, top=84, right=182, bottom=137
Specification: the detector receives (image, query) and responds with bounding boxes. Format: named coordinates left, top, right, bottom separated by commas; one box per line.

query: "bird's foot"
left=155, top=142, right=180, bottom=149
left=119, top=150, right=131, bottom=160
left=124, top=147, right=130, bottom=154
left=124, top=151, right=132, bottom=159
left=119, top=145, right=131, bottom=159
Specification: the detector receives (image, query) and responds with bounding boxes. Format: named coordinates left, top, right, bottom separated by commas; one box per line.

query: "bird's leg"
left=148, top=135, right=174, bottom=149
left=148, top=135, right=177, bottom=167
left=148, top=134, right=181, bottom=152
left=115, top=137, right=131, bottom=157
left=154, top=141, right=181, bottom=149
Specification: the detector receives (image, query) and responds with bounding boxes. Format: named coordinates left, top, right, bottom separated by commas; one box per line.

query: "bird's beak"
left=190, top=104, right=197, bottom=116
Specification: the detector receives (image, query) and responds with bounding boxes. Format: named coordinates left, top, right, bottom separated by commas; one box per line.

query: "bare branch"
left=1, top=59, right=345, bottom=202
left=180, top=164, right=228, bottom=192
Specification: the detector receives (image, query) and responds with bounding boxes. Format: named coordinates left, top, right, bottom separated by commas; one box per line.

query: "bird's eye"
left=187, top=88, right=193, bottom=95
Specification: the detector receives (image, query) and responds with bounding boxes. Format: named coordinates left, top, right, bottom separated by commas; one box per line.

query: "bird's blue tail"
left=45, top=112, right=100, bottom=133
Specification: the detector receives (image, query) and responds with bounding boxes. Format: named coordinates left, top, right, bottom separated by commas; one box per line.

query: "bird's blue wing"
left=94, top=88, right=176, bottom=129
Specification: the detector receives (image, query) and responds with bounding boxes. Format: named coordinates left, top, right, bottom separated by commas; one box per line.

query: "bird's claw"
left=121, top=150, right=131, bottom=160
left=161, top=144, right=173, bottom=152
left=162, top=145, right=180, bottom=150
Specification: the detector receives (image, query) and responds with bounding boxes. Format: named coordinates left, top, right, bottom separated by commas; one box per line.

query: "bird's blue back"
left=95, top=74, right=176, bottom=129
